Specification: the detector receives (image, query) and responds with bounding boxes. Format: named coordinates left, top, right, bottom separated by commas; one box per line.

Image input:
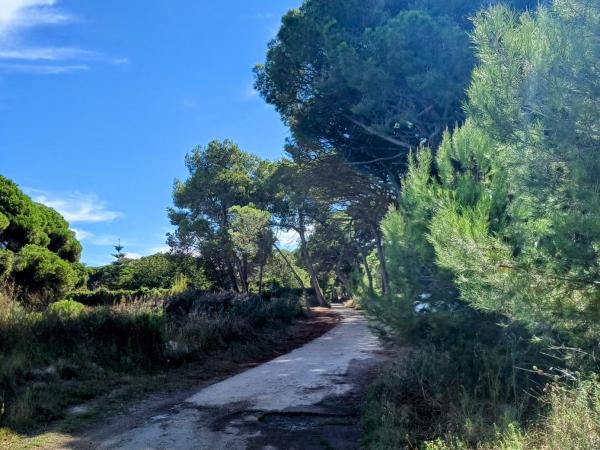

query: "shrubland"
left=0, top=286, right=303, bottom=431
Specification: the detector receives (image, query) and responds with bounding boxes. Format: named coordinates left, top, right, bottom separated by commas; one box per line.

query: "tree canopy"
left=255, top=0, right=537, bottom=187
left=0, top=176, right=82, bottom=305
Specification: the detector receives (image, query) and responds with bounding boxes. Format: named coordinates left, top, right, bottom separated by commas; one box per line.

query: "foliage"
left=363, top=1, right=600, bottom=448
left=12, top=245, right=79, bottom=307
left=0, top=176, right=82, bottom=305
left=89, top=253, right=210, bottom=291
left=0, top=286, right=303, bottom=430
left=229, top=204, right=274, bottom=292
left=68, top=287, right=170, bottom=307
left=255, top=0, right=535, bottom=185
left=260, top=250, right=310, bottom=291
left=425, top=1, right=600, bottom=341
left=48, top=300, right=85, bottom=319
left=168, top=140, right=264, bottom=291
left=170, top=273, right=189, bottom=294
left=362, top=307, right=548, bottom=449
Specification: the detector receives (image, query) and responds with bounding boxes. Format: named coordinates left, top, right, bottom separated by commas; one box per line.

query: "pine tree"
left=112, top=239, right=126, bottom=263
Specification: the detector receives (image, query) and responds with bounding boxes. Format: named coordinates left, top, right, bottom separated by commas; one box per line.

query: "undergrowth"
left=361, top=300, right=600, bottom=449
left=0, top=287, right=303, bottom=431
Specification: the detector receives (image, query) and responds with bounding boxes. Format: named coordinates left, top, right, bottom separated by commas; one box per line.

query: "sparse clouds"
left=243, top=80, right=259, bottom=100
left=72, top=228, right=93, bottom=241
left=148, top=245, right=170, bottom=254
left=0, top=1, right=73, bottom=37
left=30, top=190, right=122, bottom=223
left=253, top=12, right=276, bottom=20
left=0, top=0, right=127, bottom=75
left=0, top=62, right=87, bottom=74
left=276, top=228, right=300, bottom=250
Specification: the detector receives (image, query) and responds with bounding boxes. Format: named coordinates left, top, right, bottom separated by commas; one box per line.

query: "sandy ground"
left=62, top=306, right=383, bottom=450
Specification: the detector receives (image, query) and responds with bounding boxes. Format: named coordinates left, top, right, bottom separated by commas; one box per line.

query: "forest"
left=2, top=0, right=600, bottom=448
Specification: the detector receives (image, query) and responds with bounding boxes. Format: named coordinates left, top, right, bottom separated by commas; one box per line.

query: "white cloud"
left=253, top=12, right=276, bottom=20
left=148, top=245, right=170, bottom=254
left=87, top=234, right=121, bottom=247
left=243, top=81, right=259, bottom=100
left=30, top=190, right=122, bottom=223
left=276, top=228, right=300, bottom=250
left=0, top=0, right=127, bottom=75
left=0, top=62, right=87, bottom=74
left=125, top=252, right=143, bottom=260
left=0, top=47, right=93, bottom=60
left=72, top=228, right=93, bottom=241
left=0, top=1, right=73, bottom=37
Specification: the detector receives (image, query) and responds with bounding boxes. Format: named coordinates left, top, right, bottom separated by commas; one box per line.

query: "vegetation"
left=357, top=0, right=600, bottom=448
left=0, top=286, right=303, bottom=431
left=0, top=176, right=83, bottom=307
left=3, top=0, right=600, bottom=446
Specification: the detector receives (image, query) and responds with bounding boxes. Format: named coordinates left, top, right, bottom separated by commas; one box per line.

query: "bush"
left=48, top=300, right=85, bottom=318
left=362, top=311, right=547, bottom=449
left=0, top=288, right=304, bottom=430
left=0, top=249, right=13, bottom=282
left=11, top=245, right=78, bottom=307
left=68, top=287, right=170, bottom=306
left=418, top=377, right=600, bottom=450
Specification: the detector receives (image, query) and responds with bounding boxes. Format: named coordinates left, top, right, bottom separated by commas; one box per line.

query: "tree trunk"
left=235, top=257, right=248, bottom=293
left=298, top=220, right=327, bottom=307
left=372, top=224, right=390, bottom=295
left=361, top=251, right=374, bottom=292
left=274, top=243, right=308, bottom=299
left=242, top=255, right=249, bottom=293
left=227, top=260, right=240, bottom=292
left=335, top=266, right=352, bottom=300
left=258, top=261, right=264, bottom=295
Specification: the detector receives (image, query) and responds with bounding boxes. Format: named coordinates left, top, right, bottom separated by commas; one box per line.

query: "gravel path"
left=93, top=306, right=382, bottom=450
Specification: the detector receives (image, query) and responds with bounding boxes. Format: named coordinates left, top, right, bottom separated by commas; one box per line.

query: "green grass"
left=0, top=288, right=303, bottom=433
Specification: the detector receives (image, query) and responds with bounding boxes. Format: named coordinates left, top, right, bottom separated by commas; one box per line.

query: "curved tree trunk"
left=361, top=251, right=374, bottom=292
left=273, top=243, right=308, bottom=300
left=227, top=260, right=240, bottom=292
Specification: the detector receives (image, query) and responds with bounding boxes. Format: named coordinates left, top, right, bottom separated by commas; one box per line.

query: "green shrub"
left=12, top=245, right=78, bottom=307
left=48, top=300, right=85, bottom=318
left=0, top=249, right=13, bottom=282
left=0, top=289, right=303, bottom=430
left=170, top=273, right=188, bottom=294
left=68, top=287, right=170, bottom=306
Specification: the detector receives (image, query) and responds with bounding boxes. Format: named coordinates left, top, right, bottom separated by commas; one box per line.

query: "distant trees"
left=0, top=176, right=83, bottom=305
left=266, top=160, right=332, bottom=306
left=89, top=252, right=210, bottom=291
left=168, top=140, right=301, bottom=295
left=229, top=205, right=274, bottom=293
left=168, top=140, right=262, bottom=291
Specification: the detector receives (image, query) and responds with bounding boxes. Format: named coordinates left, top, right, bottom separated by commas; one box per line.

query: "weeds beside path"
left=57, top=307, right=379, bottom=450
left=1, top=307, right=340, bottom=450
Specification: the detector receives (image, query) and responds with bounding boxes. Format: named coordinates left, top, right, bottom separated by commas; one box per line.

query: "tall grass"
left=361, top=298, right=600, bottom=449
left=0, top=287, right=303, bottom=431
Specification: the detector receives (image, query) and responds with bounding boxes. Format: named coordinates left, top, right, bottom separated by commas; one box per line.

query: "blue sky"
left=0, top=0, right=300, bottom=266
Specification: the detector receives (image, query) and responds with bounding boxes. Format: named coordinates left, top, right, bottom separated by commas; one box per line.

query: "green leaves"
left=12, top=245, right=78, bottom=305
left=0, top=176, right=82, bottom=306
left=256, top=0, right=536, bottom=185
left=229, top=205, right=273, bottom=263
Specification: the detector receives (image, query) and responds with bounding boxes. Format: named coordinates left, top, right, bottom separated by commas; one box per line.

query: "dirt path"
left=61, top=307, right=383, bottom=450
